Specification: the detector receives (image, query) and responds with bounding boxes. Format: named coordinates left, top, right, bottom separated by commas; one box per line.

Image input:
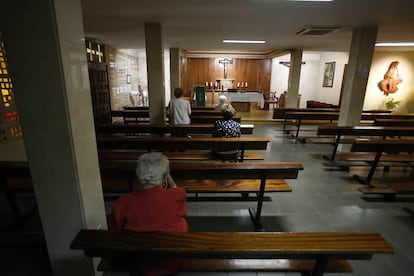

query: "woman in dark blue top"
left=212, top=109, right=241, bottom=161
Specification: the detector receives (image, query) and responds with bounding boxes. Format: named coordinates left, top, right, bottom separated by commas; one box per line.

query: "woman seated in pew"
left=215, top=95, right=236, bottom=114
left=212, top=109, right=241, bottom=162
left=110, top=152, right=188, bottom=275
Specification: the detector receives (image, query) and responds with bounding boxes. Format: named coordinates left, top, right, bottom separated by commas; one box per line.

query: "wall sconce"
left=126, top=74, right=131, bottom=84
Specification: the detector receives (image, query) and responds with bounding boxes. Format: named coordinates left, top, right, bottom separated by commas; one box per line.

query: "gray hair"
left=218, top=95, right=227, bottom=103
left=136, top=152, right=170, bottom=187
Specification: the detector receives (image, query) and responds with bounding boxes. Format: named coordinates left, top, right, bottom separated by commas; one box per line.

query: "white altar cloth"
left=221, top=92, right=264, bottom=109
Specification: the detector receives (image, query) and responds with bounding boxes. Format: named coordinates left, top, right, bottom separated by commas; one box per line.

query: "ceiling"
left=80, top=0, right=414, bottom=55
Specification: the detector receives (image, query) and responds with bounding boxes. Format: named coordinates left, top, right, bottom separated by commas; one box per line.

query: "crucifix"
left=219, top=58, right=233, bottom=79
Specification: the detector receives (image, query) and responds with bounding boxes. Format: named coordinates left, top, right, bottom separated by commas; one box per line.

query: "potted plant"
left=384, top=98, right=401, bottom=110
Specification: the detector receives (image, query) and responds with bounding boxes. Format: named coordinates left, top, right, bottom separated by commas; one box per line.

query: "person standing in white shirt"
left=168, top=88, right=191, bottom=125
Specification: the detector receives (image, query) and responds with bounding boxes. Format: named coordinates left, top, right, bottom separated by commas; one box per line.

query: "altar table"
left=221, top=92, right=265, bottom=110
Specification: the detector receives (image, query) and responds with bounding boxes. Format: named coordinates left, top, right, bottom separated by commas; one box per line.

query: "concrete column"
left=170, top=48, right=180, bottom=95
left=145, top=23, right=166, bottom=124
left=1, top=0, right=106, bottom=275
left=339, top=26, right=378, bottom=126
left=287, top=49, right=303, bottom=108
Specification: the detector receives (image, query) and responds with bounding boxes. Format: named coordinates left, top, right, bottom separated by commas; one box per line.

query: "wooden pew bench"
left=98, top=149, right=264, bottom=162
left=111, top=110, right=242, bottom=125
left=374, top=118, right=414, bottom=127
left=96, top=123, right=254, bottom=136
left=0, top=161, right=32, bottom=221
left=71, top=230, right=393, bottom=276
left=190, top=115, right=241, bottom=124
left=100, top=161, right=303, bottom=231
left=0, top=160, right=299, bottom=230
left=273, top=108, right=340, bottom=135
left=111, top=110, right=151, bottom=123
left=347, top=139, right=414, bottom=198
left=311, top=125, right=414, bottom=161
left=279, top=112, right=414, bottom=142
left=96, top=136, right=269, bottom=162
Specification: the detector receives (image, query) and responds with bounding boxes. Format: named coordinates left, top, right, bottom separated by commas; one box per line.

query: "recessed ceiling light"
left=223, top=40, right=266, bottom=44
left=375, top=42, right=414, bottom=47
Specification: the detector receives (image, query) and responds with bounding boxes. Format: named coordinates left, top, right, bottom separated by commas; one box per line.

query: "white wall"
left=315, top=52, right=349, bottom=105
left=271, top=51, right=348, bottom=107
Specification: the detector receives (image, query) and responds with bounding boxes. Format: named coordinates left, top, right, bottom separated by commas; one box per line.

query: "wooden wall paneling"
left=88, top=62, right=111, bottom=126
left=180, top=57, right=272, bottom=96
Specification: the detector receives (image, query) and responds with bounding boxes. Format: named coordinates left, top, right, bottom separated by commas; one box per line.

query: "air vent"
left=296, top=26, right=341, bottom=36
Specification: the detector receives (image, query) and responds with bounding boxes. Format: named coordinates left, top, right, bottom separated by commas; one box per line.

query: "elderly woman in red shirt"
left=110, top=152, right=187, bottom=275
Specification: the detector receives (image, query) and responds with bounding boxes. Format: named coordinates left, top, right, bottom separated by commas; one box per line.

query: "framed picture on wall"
left=323, top=62, right=335, bottom=87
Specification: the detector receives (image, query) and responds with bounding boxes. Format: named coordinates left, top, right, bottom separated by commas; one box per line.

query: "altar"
left=221, top=92, right=264, bottom=112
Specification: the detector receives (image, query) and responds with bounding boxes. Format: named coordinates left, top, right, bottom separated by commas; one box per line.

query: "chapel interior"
left=1, top=0, right=414, bottom=275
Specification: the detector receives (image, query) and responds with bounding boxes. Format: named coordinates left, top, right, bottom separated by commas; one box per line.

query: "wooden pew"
left=96, top=123, right=254, bottom=136
left=191, top=105, right=216, bottom=110
left=71, top=230, right=393, bottom=276
left=348, top=139, right=414, bottom=196
left=100, top=160, right=302, bottom=231
left=122, top=106, right=217, bottom=111
left=112, top=109, right=241, bottom=125
left=99, top=149, right=264, bottom=162
left=0, top=160, right=300, bottom=231
left=96, top=136, right=268, bottom=162
left=272, top=108, right=391, bottom=130
left=111, top=110, right=151, bottom=123
left=0, top=161, right=32, bottom=221
left=374, top=119, right=414, bottom=127
left=190, top=110, right=226, bottom=116
left=283, top=112, right=340, bottom=140
left=311, top=125, right=414, bottom=160
left=283, top=112, right=414, bottom=141
left=190, top=115, right=241, bottom=124
left=273, top=108, right=391, bottom=120
left=273, top=108, right=340, bottom=132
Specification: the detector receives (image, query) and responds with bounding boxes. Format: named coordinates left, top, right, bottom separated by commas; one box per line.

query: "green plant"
left=384, top=98, right=401, bottom=110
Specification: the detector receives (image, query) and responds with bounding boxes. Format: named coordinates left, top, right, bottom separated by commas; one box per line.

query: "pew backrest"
left=317, top=125, right=414, bottom=137
left=374, top=119, right=414, bottom=127
left=71, top=230, right=393, bottom=275
left=351, top=138, right=414, bottom=153
left=96, top=136, right=268, bottom=151
left=100, top=161, right=303, bottom=181
left=96, top=123, right=254, bottom=136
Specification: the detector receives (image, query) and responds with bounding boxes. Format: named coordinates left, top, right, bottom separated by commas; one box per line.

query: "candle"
left=215, top=81, right=218, bottom=88
left=237, top=82, right=240, bottom=88
left=205, top=82, right=208, bottom=87
left=245, top=82, right=248, bottom=88
left=210, top=82, right=213, bottom=87
left=241, top=82, right=244, bottom=88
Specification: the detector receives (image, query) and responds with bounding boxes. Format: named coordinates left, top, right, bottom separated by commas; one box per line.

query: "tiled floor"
left=105, top=121, right=414, bottom=276
left=2, top=111, right=414, bottom=275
